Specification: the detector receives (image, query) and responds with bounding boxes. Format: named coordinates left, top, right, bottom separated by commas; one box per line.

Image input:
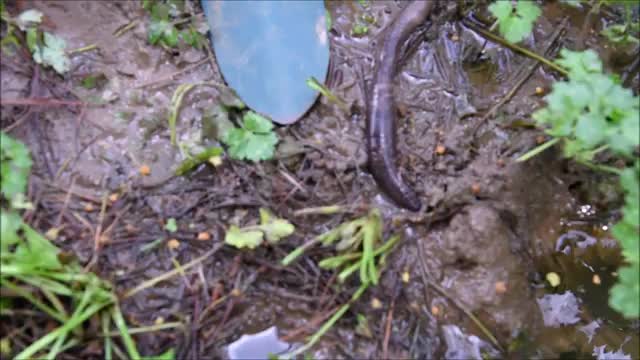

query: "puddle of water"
left=226, top=326, right=294, bottom=360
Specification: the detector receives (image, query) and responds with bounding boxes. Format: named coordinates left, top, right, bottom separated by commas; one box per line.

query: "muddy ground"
left=1, top=0, right=639, bottom=359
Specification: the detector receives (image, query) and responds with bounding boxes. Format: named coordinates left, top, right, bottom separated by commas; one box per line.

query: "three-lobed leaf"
left=259, top=208, right=295, bottom=243
left=225, top=225, right=264, bottom=249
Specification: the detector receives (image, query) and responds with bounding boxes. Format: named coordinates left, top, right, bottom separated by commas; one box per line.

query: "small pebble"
left=197, top=232, right=211, bottom=241
left=592, top=274, right=601, bottom=285
left=139, top=164, right=151, bottom=176
left=167, top=238, right=180, bottom=250
left=401, top=271, right=410, bottom=283
left=546, top=272, right=561, bottom=287
left=371, top=297, right=383, bottom=309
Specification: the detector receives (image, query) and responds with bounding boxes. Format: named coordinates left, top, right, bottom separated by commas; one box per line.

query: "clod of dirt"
left=434, top=205, right=544, bottom=337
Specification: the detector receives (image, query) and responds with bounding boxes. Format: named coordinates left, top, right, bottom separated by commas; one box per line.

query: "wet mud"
left=1, top=0, right=638, bottom=359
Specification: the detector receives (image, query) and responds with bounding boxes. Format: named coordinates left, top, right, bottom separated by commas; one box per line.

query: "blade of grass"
left=46, top=329, right=68, bottom=360
left=306, top=77, right=348, bottom=111
left=169, top=84, right=196, bottom=146
left=41, top=288, right=69, bottom=320
left=111, top=303, right=141, bottom=360
left=16, top=301, right=109, bottom=359
left=0, top=280, right=67, bottom=322
left=102, top=311, right=113, bottom=360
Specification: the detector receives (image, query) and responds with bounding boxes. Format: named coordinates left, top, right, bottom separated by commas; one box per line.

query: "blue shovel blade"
left=202, top=0, right=330, bottom=124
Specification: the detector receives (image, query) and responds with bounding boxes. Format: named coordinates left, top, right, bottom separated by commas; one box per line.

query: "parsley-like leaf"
left=222, top=111, right=278, bottom=162
left=0, top=132, right=33, bottom=201
left=31, top=32, right=70, bottom=74
left=533, top=49, right=640, bottom=160
left=489, top=0, right=541, bottom=43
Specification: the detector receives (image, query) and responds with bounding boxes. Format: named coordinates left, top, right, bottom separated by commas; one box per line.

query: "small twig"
left=85, top=191, right=109, bottom=271
left=382, top=298, right=395, bottom=359
left=278, top=168, right=310, bottom=196
left=113, top=20, right=140, bottom=38
left=134, top=58, right=208, bottom=89
left=123, top=244, right=222, bottom=298
left=1, top=98, right=84, bottom=107
left=462, top=19, right=568, bottom=77
left=55, top=177, right=76, bottom=227
left=471, top=18, right=568, bottom=135
left=280, top=307, right=337, bottom=342
left=67, top=44, right=98, bottom=56
left=577, top=0, right=600, bottom=50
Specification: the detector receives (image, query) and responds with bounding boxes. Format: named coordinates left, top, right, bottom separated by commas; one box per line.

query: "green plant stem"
left=293, top=205, right=347, bottom=216
left=283, top=282, right=369, bottom=358
left=516, top=138, right=560, bottom=162
left=101, top=321, right=184, bottom=336
left=319, top=252, right=362, bottom=269
left=463, top=20, right=569, bottom=77
left=281, top=237, right=322, bottom=266
left=338, top=260, right=361, bottom=283
left=577, top=159, right=623, bottom=175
